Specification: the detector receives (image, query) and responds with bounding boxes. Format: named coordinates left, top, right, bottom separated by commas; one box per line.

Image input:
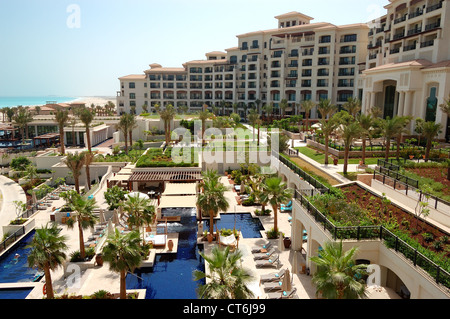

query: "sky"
left=0, top=0, right=388, bottom=97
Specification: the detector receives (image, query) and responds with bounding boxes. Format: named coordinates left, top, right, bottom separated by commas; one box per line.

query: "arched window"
left=425, top=86, right=438, bottom=122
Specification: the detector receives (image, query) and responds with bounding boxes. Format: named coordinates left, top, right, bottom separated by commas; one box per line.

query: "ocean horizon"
left=0, top=96, right=78, bottom=108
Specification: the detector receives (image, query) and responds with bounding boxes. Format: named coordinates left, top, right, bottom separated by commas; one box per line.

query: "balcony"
left=407, top=28, right=422, bottom=36
left=393, top=32, right=405, bottom=40
left=426, top=2, right=443, bottom=13
left=369, top=53, right=378, bottom=60
left=420, top=40, right=435, bottom=48
left=287, top=73, right=298, bottom=79
left=390, top=47, right=401, bottom=54
left=425, top=21, right=441, bottom=31
left=288, top=62, right=298, bottom=68
left=394, top=15, right=407, bottom=24
left=403, top=44, right=416, bottom=52
left=408, top=9, right=423, bottom=19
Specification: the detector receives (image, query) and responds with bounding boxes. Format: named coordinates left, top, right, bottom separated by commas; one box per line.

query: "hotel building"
left=118, top=0, right=450, bottom=140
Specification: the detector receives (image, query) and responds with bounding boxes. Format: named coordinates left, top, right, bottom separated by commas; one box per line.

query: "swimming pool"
left=204, top=213, right=264, bottom=238
left=126, top=208, right=205, bottom=299
left=0, top=288, right=33, bottom=299
left=0, top=231, right=41, bottom=284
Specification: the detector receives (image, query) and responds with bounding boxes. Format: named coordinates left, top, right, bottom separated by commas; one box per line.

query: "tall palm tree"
left=342, top=97, right=362, bottom=118
left=263, top=103, right=274, bottom=122
left=78, top=107, right=94, bottom=153
left=193, top=246, right=255, bottom=299
left=301, top=99, right=315, bottom=132
left=356, top=113, right=375, bottom=165
left=123, top=193, right=155, bottom=244
left=127, top=113, right=137, bottom=150
left=247, top=108, right=259, bottom=142
left=198, top=108, right=212, bottom=146
left=117, top=113, right=131, bottom=154
left=102, top=229, right=143, bottom=299
left=63, top=151, right=85, bottom=193
left=309, top=241, right=368, bottom=299
left=378, top=116, right=408, bottom=161
left=320, top=116, right=339, bottom=165
left=261, top=177, right=293, bottom=235
left=13, top=106, right=33, bottom=144
left=66, top=192, right=98, bottom=260
left=197, top=170, right=229, bottom=237
left=27, top=223, right=68, bottom=299
left=83, top=151, right=95, bottom=191
left=317, top=99, right=337, bottom=120
left=421, top=121, right=442, bottom=161
left=338, top=120, right=362, bottom=175
left=159, top=104, right=176, bottom=146
left=280, top=98, right=288, bottom=118
left=54, top=108, right=70, bottom=154
left=394, top=116, right=412, bottom=161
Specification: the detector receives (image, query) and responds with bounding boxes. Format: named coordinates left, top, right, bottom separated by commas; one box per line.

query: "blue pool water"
left=126, top=208, right=206, bottom=299
left=0, top=231, right=41, bottom=284
left=204, top=213, right=264, bottom=238
left=0, top=288, right=33, bottom=299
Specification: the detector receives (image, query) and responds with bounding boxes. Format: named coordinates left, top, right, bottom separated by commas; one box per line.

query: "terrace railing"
left=374, top=165, right=419, bottom=189
left=0, top=226, right=26, bottom=255
left=273, top=150, right=330, bottom=194
left=372, top=170, right=450, bottom=212
left=293, top=190, right=450, bottom=291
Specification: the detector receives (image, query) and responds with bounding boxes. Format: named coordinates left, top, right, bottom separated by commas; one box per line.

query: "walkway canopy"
left=129, top=170, right=202, bottom=183
left=163, top=183, right=197, bottom=196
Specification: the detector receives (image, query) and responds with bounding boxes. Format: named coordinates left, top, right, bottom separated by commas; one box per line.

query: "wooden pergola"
left=129, top=170, right=203, bottom=183
left=33, top=133, right=60, bottom=148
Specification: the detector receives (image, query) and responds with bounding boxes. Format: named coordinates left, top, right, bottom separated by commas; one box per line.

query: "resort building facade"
left=117, top=1, right=450, bottom=141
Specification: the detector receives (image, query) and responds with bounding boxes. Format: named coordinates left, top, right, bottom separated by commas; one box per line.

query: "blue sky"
left=0, top=0, right=388, bottom=97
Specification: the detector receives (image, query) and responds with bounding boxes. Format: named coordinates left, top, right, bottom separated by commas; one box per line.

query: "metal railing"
left=273, top=150, right=330, bottom=194
left=293, top=190, right=450, bottom=291
left=374, top=166, right=419, bottom=189
left=0, top=226, right=26, bottom=255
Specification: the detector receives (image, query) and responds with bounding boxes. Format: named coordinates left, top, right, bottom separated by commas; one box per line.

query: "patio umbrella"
left=281, top=269, right=291, bottom=292
left=107, top=219, right=114, bottom=234
left=113, top=208, right=120, bottom=225
left=32, top=191, right=37, bottom=205
left=99, top=209, right=106, bottom=224
left=292, top=250, right=298, bottom=274
left=279, top=233, right=284, bottom=251
left=126, top=192, right=149, bottom=200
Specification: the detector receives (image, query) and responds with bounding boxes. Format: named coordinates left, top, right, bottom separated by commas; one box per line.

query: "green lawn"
left=295, top=146, right=390, bottom=165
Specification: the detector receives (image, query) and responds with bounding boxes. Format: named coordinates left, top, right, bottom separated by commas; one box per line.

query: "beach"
left=67, top=96, right=116, bottom=107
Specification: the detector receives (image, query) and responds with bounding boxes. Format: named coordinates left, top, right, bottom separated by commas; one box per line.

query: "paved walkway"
left=0, top=175, right=27, bottom=238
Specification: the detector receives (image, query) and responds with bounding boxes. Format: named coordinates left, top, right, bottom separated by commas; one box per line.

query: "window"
left=425, top=87, right=438, bottom=122
left=320, top=35, right=331, bottom=43
left=129, top=93, right=136, bottom=99
left=230, top=56, right=237, bottom=64
left=129, top=82, right=135, bottom=89
left=252, top=40, right=259, bottom=49
left=342, top=34, right=357, bottom=42
left=242, top=42, right=248, bottom=50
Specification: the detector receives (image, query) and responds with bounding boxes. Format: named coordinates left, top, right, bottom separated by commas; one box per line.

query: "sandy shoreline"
left=65, top=96, right=116, bottom=106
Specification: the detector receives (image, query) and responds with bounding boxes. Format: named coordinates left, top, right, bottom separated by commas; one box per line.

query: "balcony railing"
left=426, top=2, right=443, bottom=13
left=408, top=10, right=423, bottom=19
left=390, top=47, right=401, bottom=54
left=425, top=22, right=441, bottom=31
left=403, top=44, right=416, bottom=52
left=407, top=28, right=422, bottom=36
left=420, top=40, right=435, bottom=48
left=393, top=32, right=405, bottom=40
left=394, top=15, right=407, bottom=24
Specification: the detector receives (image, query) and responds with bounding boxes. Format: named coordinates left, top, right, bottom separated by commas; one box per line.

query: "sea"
left=0, top=96, right=77, bottom=108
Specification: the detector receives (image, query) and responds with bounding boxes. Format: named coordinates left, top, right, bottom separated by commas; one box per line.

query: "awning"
left=129, top=170, right=202, bottom=182
left=163, top=183, right=197, bottom=196
left=159, top=195, right=197, bottom=208
left=108, top=174, right=131, bottom=182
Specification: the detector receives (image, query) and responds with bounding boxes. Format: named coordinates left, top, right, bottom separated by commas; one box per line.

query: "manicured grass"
left=295, top=146, right=390, bottom=165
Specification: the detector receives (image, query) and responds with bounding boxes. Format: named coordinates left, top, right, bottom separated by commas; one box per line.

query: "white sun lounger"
left=253, top=248, right=276, bottom=260
left=251, top=241, right=272, bottom=253
left=255, top=254, right=280, bottom=268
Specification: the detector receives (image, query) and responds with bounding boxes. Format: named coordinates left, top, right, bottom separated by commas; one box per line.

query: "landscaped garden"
left=135, top=147, right=198, bottom=167
left=309, top=183, right=450, bottom=274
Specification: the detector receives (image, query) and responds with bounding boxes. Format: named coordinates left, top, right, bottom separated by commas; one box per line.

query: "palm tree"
left=317, top=99, right=337, bottom=120
left=339, top=121, right=362, bottom=175
left=65, top=192, right=98, bottom=260
left=378, top=116, right=408, bottom=161
left=25, top=164, right=39, bottom=187
left=197, top=170, right=229, bottom=237
left=309, top=241, right=368, bottom=299
left=159, top=104, right=176, bottom=146
left=127, top=113, right=137, bottom=150
left=63, top=151, right=85, bottom=193
left=198, top=108, right=212, bottom=146
left=247, top=108, right=259, bottom=142
left=261, top=177, right=293, bottom=235
left=301, top=99, right=315, bottom=132
left=27, top=223, right=68, bottom=299
left=356, top=113, right=375, bottom=165
left=54, top=108, right=69, bottom=154
left=263, top=103, right=274, bottom=122
left=102, top=229, right=143, bottom=299
left=320, top=116, right=339, bottom=165
left=394, top=116, right=412, bottom=161
left=342, top=97, right=361, bottom=118
left=421, top=121, right=442, bottom=161
left=123, top=193, right=155, bottom=244
left=13, top=106, right=33, bottom=144
left=83, top=151, right=95, bottom=191
left=193, top=246, right=255, bottom=299
left=117, top=113, right=131, bottom=154
left=280, top=99, right=288, bottom=118
left=78, top=107, right=94, bottom=153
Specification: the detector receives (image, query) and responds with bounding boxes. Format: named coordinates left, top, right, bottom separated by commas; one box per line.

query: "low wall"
left=371, top=178, right=450, bottom=228
left=306, top=139, right=395, bottom=159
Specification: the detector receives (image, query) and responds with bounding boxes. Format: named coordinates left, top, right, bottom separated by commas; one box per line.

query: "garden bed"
left=339, top=183, right=449, bottom=258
